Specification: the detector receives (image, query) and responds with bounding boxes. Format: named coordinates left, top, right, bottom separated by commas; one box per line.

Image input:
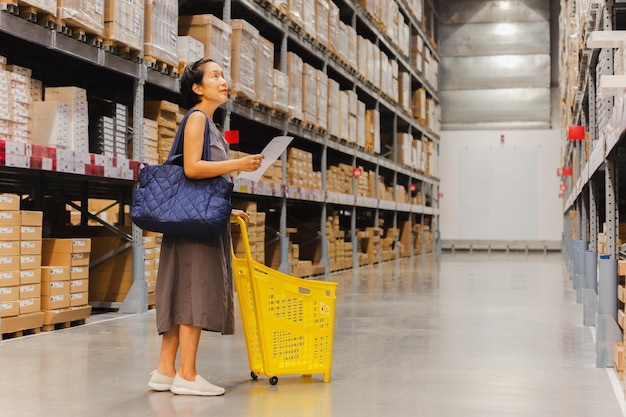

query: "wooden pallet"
left=103, top=39, right=142, bottom=62
left=1, top=325, right=41, bottom=340
left=0, top=0, right=18, bottom=14
left=42, top=317, right=86, bottom=332
left=20, top=4, right=56, bottom=29
left=56, top=20, right=103, bottom=47
left=145, top=55, right=179, bottom=78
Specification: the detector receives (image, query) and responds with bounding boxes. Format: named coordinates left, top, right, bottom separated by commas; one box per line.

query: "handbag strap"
left=165, top=108, right=211, bottom=166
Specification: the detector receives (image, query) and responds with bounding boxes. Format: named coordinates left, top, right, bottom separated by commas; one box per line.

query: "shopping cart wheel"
left=269, top=376, right=279, bottom=385
left=250, top=371, right=258, bottom=380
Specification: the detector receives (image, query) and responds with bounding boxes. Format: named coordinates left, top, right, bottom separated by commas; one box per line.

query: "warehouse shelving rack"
left=0, top=0, right=439, bottom=314
left=560, top=0, right=626, bottom=367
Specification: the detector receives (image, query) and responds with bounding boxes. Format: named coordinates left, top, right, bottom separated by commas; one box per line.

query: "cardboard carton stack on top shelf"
left=179, top=14, right=232, bottom=83
left=256, top=35, right=275, bottom=108
left=177, top=36, right=205, bottom=73
left=57, top=0, right=105, bottom=37
left=144, top=0, right=178, bottom=68
left=104, top=0, right=144, bottom=53
left=229, top=19, right=258, bottom=102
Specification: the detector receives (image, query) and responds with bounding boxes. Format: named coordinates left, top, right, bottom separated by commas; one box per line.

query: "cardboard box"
left=70, top=278, right=89, bottom=294
left=619, top=260, right=626, bottom=277
left=20, top=211, right=43, bottom=226
left=0, top=210, right=20, bottom=226
left=70, top=292, right=88, bottom=307
left=42, top=251, right=90, bottom=266
left=0, top=255, right=19, bottom=271
left=70, top=266, right=89, bottom=280
left=20, top=254, right=41, bottom=270
left=0, top=285, right=18, bottom=301
left=0, top=240, right=19, bottom=256
left=41, top=280, right=69, bottom=296
left=1, top=299, right=19, bottom=317
left=20, top=226, right=42, bottom=241
left=42, top=238, right=91, bottom=253
left=19, top=298, right=40, bottom=315
left=0, top=193, right=20, bottom=211
left=20, top=268, right=41, bottom=285
left=42, top=266, right=70, bottom=281
left=0, top=270, right=19, bottom=287
left=20, top=283, right=41, bottom=299
left=41, top=293, right=69, bottom=310
left=20, top=240, right=42, bottom=255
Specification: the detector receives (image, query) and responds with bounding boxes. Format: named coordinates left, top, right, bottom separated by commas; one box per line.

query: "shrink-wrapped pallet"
left=21, top=0, right=55, bottom=16
left=177, top=36, right=205, bottom=66
left=328, top=1, right=339, bottom=56
left=105, top=0, right=143, bottom=51
left=302, top=0, right=316, bottom=40
left=178, top=14, right=232, bottom=81
left=398, top=72, right=411, bottom=113
left=357, top=101, right=365, bottom=148
left=144, top=0, right=177, bottom=66
left=315, top=0, right=329, bottom=49
left=347, top=24, right=357, bottom=70
left=302, top=63, right=317, bottom=126
left=357, top=36, right=367, bottom=79
left=327, top=78, right=339, bottom=138
left=58, top=0, right=104, bottom=36
left=272, top=69, right=289, bottom=114
left=287, top=52, right=303, bottom=121
left=289, top=0, right=304, bottom=29
left=229, top=19, right=258, bottom=101
left=338, top=90, right=349, bottom=142
left=337, top=21, right=349, bottom=65
left=256, top=35, right=274, bottom=108
left=316, top=70, right=327, bottom=131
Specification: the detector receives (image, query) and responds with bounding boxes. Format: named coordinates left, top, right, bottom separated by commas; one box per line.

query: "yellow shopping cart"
left=231, top=215, right=337, bottom=385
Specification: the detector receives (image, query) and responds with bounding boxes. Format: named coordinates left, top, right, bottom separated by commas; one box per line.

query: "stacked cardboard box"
left=411, top=35, right=424, bottom=74
left=338, top=91, right=349, bottom=141
left=357, top=101, right=366, bottom=148
left=328, top=2, right=339, bottom=57
left=0, top=197, right=43, bottom=320
left=89, top=233, right=133, bottom=302
left=0, top=67, right=32, bottom=144
left=288, top=0, right=304, bottom=30
left=327, top=214, right=351, bottom=271
left=381, top=228, right=399, bottom=261
left=104, top=0, right=144, bottom=51
left=302, top=63, right=317, bottom=126
left=144, top=100, right=179, bottom=163
left=179, top=14, right=232, bottom=81
left=399, top=72, right=411, bottom=113
left=230, top=20, right=258, bottom=101
left=272, top=70, right=289, bottom=114
left=365, top=109, right=381, bottom=153
left=141, top=118, right=159, bottom=164
left=256, top=36, right=275, bottom=108
left=327, top=78, right=340, bottom=137
left=231, top=202, right=265, bottom=264
left=317, top=70, right=328, bottom=132
left=41, top=86, right=90, bottom=153
left=142, top=232, right=161, bottom=305
left=303, top=0, right=316, bottom=40
left=315, top=0, right=329, bottom=49
left=287, top=52, right=304, bottom=121
left=144, top=0, right=178, bottom=66
left=58, top=0, right=105, bottom=37
left=230, top=150, right=282, bottom=184
left=326, top=163, right=352, bottom=194
left=287, top=147, right=321, bottom=190
left=42, top=238, right=91, bottom=312
left=364, top=227, right=382, bottom=265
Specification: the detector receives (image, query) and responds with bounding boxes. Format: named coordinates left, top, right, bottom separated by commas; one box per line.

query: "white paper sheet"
left=236, top=135, right=294, bottom=182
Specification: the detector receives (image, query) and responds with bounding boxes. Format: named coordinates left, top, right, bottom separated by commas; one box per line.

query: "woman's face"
left=196, top=62, right=228, bottom=105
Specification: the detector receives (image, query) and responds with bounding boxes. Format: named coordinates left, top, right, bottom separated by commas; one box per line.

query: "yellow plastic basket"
left=231, top=216, right=337, bottom=385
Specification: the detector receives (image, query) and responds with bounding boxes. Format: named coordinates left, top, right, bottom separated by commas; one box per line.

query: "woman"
left=147, top=58, right=264, bottom=396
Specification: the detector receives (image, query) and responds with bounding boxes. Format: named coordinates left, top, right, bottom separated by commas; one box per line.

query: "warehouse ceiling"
left=437, top=0, right=556, bottom=130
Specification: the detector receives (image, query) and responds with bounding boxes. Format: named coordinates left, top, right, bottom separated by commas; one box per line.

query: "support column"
left=583, top=250, right=598, bottom=326
left=596, top=257, right=621, bottom=367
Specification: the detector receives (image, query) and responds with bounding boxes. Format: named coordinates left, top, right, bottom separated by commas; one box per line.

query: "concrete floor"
left=0, top=252, right=624, bottom=417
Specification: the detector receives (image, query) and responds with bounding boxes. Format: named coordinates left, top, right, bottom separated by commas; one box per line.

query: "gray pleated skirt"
left=155, top=223, right=234, bottom=335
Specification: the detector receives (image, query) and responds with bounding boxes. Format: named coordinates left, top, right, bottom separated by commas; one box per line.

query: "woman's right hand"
left=238, top=154, right=265, bottom=172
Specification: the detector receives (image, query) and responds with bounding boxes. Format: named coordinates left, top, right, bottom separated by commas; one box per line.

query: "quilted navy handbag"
left=131, top=108, right=234, bottom=239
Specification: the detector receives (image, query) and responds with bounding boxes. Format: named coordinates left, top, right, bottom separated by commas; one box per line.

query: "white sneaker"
left=148, top=369, right=175, bottom=391
left=170, top=373, right=225, bottom=396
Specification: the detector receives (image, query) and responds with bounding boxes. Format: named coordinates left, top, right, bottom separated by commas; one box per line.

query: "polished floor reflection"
left=0, top=252, right=623, bottom=417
